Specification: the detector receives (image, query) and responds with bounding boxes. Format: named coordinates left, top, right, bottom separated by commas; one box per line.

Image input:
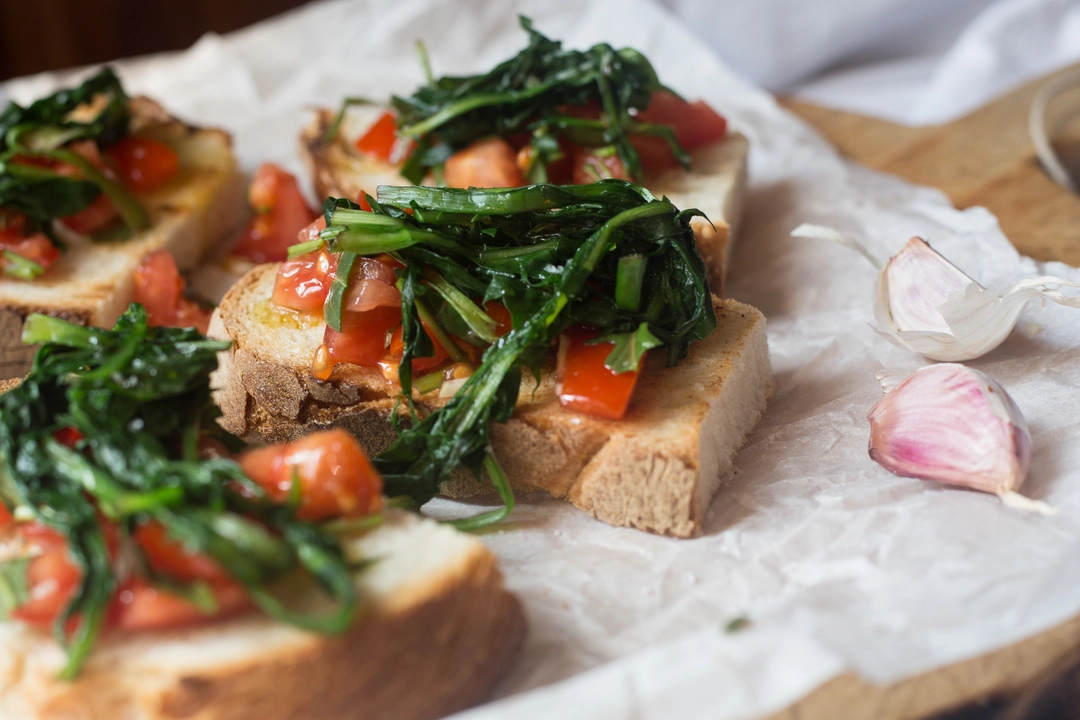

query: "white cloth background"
left=662, top=0, right=1080, bottom=125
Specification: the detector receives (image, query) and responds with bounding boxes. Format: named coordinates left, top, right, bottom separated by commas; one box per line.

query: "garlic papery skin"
left=867, top=364, right=1054, bottom=514
left=792, top=225, right=1080, bottom=362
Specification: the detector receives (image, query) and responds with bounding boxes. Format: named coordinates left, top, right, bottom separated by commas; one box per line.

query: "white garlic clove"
left=792, top=225, right=1080, bottom=362
left=867, top=364, right=1054, bottom=513
left=880, top=237, right=970, bottom=335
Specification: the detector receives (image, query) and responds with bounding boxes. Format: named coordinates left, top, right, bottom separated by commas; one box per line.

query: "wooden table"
left=764, top=65, right=1080, bottom=720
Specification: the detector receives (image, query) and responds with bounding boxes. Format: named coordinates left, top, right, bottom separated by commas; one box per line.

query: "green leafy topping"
left=0, top=557, right=31, bottom=620
left=591, top=322, right=663, bottom=374
left=359, top=16, right=689, bottom=182
left=0, top=67, right=148, bottom=249
left=307, top=180, right=714, bottom=525
left=1, top=250, right=44, bottom=280
left=1, top=305, right=359, bottom=678
left=615, top=253, right=647, bottom=311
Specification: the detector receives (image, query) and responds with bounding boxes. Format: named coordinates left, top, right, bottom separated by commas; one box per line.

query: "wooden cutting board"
left=762, top=64, right=1080, bottom=720
left=781, top=63, right=1080, bottom=268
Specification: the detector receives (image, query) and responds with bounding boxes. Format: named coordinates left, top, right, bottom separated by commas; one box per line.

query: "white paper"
left=5, top=1, right=1080, bottom=718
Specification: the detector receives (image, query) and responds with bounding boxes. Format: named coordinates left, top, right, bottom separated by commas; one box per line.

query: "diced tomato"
left=18, top=522, right=68, bottom=550
left=135, top=522, right=229, bottom=584
left=355, top=111, right=414, bottom=163
left=572, top=148, right=629, bottom=184
left=355, top=192, right=373, bottom=212
left=106, top=136, right=179, bottom=193
left=53, top=427, right=85, bottom=449
left=388, top=321, right=451, bottom=374
left=272, top=250, right=338, bottom=313
left=232, top=164, right=318, bottom=263
left=60, top=192, right=120, bottom=235
left=444, top=137, right=527, bottom=189
left=0, top=504, right=12, bottom=528
left=10, top=539, right=81, bottom=627
left=484, top=301, right=512, bottom=337
left=628, top=134, right=681, bottom=173
left=111, top=576, right=249, bottom=631
left=133, top=250, right=211, bottom=333
left=239, top=429, right=383, bottom=521
left=0, top=219, right=61, bottom=274
left=631, top=91, right=727, bottom=173
left=5, top=235, right=60, bottom=268
left=53, top=141, right=123, bottom=235
left=324, top=305, right=402, bottom=368
left=557, top=326, right=642, bottom=420
left=297, top=216, right=327, bottom=245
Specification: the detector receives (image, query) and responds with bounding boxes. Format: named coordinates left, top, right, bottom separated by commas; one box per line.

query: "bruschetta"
left=0, top=68, right=247, bottom=379
left=0, top=306, right=523, bottom=719
left=211, top=183, right=772, bottom=537
left=300, top=17, right=748, bottom=296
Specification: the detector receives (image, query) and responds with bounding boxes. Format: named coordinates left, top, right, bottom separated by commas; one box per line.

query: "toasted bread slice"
left=210, top=263, right=773, bottom=537
left=299, top=108, right=749, bottom=295
left=0, top=510, right=524, bottom=720
left=0, top=97, right=248, bottom=380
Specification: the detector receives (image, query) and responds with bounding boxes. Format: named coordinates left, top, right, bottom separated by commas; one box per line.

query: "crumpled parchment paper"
left=4, top=1, right=1079, bottom=718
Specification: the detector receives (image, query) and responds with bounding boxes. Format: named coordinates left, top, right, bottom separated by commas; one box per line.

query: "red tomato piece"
left=112, top=576, right=250, bottom=631
left=355, top=111, right=409, bottom=163
left=18, top=522, right=68, bottom=550
left=135, top=522, right=229, bottom=584
left=484, top=301, right=512, bottom=337
left=10, top=542, right=81, bottom=627
left=557, top=326, right=642, bottom=420
left=572, top=148, right=630, bottom=184
left=635, top=91, right=727, bottom=149
left=53, top=427, right=85, bottom=449
left=0, top=504, right=12, bottom=528
left=628, top=134, right=682, bottom=174
left=133, top=250, right=211, bottom=333
left=232, top=164, right=318, bottom=263
left=0, top=215, right=59, bottom=271
left=238, top=429, right=383, bottom=521
left=60, top=192, right=120, bottom=235
left=272, top=250, right=338, bottom=314
left=444, top=137, right=527, bottom=189
left=106, top=136, right=180, bottom=193
left=324, top=305, right=402, bottom=368
left=388, top=321, right=451, bottom=374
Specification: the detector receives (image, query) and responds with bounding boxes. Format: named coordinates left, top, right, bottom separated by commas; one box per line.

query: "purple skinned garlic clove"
left=867, top=364, right=1055, bottom=514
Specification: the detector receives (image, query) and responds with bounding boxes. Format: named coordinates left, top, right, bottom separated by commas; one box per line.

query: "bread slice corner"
left=212, top=263, right=773, bottom=538
left=0, top=510, right=525, bottom=720
left=0, top=98, right=248, bottom=381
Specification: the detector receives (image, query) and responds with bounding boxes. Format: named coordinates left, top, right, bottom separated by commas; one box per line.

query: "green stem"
left=615, top=254, right=647, bottom=311
left=2, top=251, right=45, bottom=280
left=50, top=148, right=148, bottom=233
left=477, top=240, right=560, bottom=262
left=423, top=267, right=499, bottom=343
left=287, top=238, right=324, bottom=258
left=377, top=181, right=651, bottom=216
left=414, top=295, right=467, bottom=363
left=21, top=313, right=95, bottom=347
left=449, top=451, right=516, bottom=531
left=323, top=252, right=357, bottom=332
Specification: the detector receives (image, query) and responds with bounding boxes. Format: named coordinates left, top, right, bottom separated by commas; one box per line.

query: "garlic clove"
left=792, top=225, right=1080, bottom=362
left=881, top=237, right=971, bottom=335
left=867, top=364, right=1054, bottom=513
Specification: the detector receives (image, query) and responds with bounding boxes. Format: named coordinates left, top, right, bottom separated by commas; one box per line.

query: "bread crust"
left=0, top=513, right=525, bottom=720
left=212, top=264, right=773, bottom=537
left=0, top=97, right=248, bottom=380
left=298, top=108, right=749, bottom=295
